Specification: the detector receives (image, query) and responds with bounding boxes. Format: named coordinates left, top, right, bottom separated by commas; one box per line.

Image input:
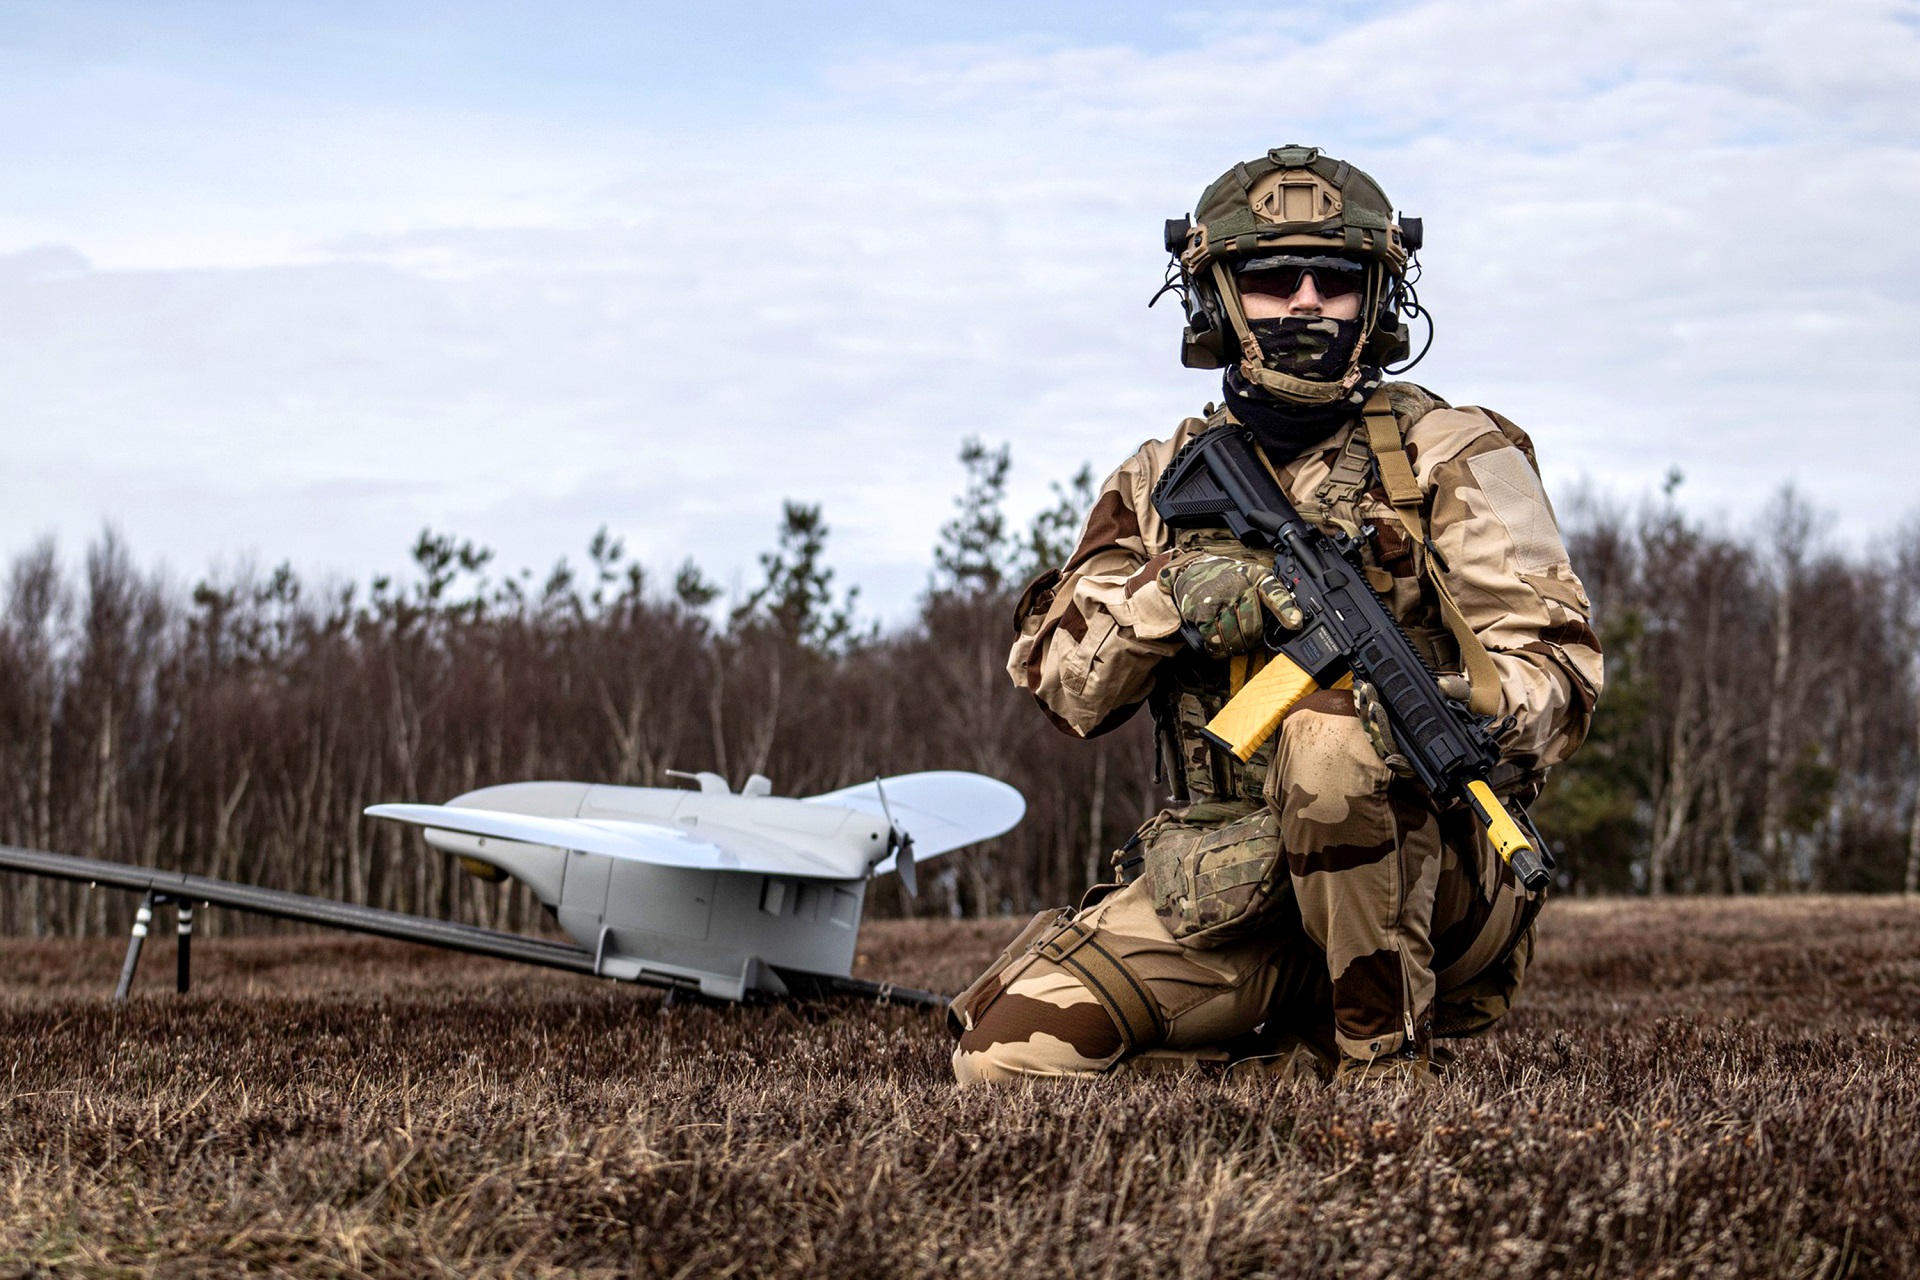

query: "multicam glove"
left=1353, top=674, right=1471, bottom=775
left=1159, top=551, right=1303, bottom=660
left=1351, top=676, right=1414, bottom=776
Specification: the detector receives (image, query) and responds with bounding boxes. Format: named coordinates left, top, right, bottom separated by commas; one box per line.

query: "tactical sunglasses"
left=1235, top=255, right=1366, bottom=300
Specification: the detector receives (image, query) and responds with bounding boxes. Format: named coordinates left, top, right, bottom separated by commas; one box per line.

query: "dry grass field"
left=2, top=896, right=1918, bottom=1278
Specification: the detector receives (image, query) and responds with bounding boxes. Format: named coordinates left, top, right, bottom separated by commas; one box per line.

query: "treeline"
left=0, top=448, right=1916, bottom=938
left=1545, top=482, right=1920, bottom=895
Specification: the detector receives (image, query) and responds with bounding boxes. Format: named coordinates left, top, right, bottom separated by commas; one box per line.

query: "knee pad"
left=951, top=965, right=1127, bottom=1083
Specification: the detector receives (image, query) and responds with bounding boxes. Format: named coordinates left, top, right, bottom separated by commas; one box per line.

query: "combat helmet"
left=1158, top=145, right=1427, bottom=405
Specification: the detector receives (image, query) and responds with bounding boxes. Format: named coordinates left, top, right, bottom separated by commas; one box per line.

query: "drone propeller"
left=873, top=775, right=917, bottom=897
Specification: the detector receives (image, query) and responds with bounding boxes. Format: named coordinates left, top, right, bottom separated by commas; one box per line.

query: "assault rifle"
left=1151, top=425, right=1553, bottom=892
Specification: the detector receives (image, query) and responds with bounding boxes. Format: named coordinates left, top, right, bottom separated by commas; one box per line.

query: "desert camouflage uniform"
left=952, top=382, right=1601, bottom=1084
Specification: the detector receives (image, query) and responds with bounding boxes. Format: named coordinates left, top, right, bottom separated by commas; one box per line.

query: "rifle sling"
left=1360, top=389, right=1503, bottom=717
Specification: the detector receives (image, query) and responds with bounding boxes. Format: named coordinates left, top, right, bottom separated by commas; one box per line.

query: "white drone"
left=0, top=769, right=1024, bottom=1008
left=366, top=770, right=1025, bottom=1002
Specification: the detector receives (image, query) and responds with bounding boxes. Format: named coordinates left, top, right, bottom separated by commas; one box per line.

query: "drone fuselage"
left=422, top=781, right=893, bottom=1000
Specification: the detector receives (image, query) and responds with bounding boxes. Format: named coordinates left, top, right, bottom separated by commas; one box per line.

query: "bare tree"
left=1895, top=518, right=1920, bottom=895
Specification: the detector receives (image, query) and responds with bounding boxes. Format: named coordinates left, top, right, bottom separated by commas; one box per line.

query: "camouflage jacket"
left=1007, top=383, right=1603, bottom=805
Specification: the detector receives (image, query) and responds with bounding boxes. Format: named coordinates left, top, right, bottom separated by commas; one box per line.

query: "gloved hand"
left=1352, top=676, right=1414, bottom=777
left=1158, top=551, right=1303, bottom=660
left=1354, top=672, right=1473, bottom=776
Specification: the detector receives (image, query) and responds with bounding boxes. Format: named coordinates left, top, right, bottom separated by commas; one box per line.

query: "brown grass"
left=3, top=897, right=1918, bottom=1278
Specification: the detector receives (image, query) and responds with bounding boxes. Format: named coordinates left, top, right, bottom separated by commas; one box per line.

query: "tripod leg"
left=114, top=890, right=155, bottom=1004
left=176, top=903, right=194, bottom=994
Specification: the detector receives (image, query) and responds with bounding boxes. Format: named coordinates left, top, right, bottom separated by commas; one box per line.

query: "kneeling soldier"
left=950, top=147, right=1603, bottom=1086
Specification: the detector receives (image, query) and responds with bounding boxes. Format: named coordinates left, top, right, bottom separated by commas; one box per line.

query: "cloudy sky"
left=2, top=0, right=1916, bottom=620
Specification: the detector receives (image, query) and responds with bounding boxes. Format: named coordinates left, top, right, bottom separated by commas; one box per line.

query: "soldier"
left=949, top=146, right=1603, bottom=1086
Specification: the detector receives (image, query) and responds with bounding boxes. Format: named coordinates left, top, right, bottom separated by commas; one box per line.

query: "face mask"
left=1222, top=362, right=1379, bottom=459
left=1247, top=314, right=1362, bottom=383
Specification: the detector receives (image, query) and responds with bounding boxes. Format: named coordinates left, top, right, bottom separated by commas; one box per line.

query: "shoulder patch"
left=1466, top=448, right=1568, bottom=574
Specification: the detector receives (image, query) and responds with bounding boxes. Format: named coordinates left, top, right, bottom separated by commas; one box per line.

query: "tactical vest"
left=1145, top=380, right=1464, bottom=816
left=1125, top=381, right=1549, bottom=946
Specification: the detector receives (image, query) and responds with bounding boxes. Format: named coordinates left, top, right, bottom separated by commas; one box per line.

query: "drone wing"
left=802, top=771, right=1025, bottom=873
left=365, top=803, right=865, bottom=879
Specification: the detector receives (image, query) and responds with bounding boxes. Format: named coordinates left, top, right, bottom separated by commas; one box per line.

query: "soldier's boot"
left=1225, top=1034, right=1334, bottom=1084
left=1334, top=1050, right=1440, bottom=1090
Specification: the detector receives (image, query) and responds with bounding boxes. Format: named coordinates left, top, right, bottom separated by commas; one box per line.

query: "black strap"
left=1038, top=922, right=1165, bottom=1053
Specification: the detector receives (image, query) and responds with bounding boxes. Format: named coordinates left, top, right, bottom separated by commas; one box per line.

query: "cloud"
left=0, top=0, right=1916, bottom=621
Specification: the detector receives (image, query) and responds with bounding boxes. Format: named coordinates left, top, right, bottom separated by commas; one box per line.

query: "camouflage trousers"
left=951, top=689, right=1539, bottom=1084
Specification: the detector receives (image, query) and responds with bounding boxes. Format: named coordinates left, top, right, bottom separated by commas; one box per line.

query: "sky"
left=2, top=0, right=1916, bottom=622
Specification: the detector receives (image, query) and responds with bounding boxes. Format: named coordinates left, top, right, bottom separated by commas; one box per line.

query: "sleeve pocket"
left=1060, top=611, right=1118, bottom=697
